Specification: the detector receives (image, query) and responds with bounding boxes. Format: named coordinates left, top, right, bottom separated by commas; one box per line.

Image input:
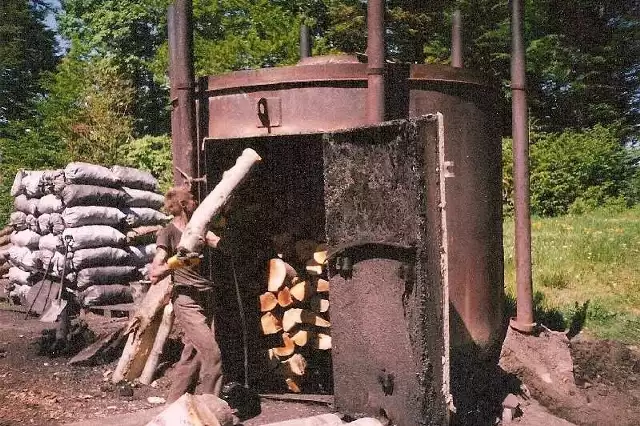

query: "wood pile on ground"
left=260, top=237, right=331, bottom=393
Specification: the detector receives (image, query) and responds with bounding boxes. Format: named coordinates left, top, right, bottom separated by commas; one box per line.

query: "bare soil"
left=1, top=306, right=639, bottom=426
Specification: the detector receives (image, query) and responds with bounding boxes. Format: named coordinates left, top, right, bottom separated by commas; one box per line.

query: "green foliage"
left=121, top=134, right=173, bottom=192
left=503, top=125, right=636, bottom=217
left=0, top=0, right=58, bottom=127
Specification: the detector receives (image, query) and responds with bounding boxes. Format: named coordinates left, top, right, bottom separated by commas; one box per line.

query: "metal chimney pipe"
left=168, top=0, right=197, bottom=188
left=367, top=0, right=385, bottom=124
left=510, top=0, right=534, bottom=333
left=300, top=23, right=311, bottom=59
left=451, top=10, right=463, bottom=68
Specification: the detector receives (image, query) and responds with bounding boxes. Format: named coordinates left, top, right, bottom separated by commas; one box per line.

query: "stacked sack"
left=0, top=226, right=13, bottom=300
left=8, top=163, right=170, bottom=308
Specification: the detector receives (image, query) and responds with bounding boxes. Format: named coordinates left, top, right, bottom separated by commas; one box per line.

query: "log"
left=112, top=276, right=172, bottom=383
left=139, top=302, right=174, bottom=385
left=316, top=278, right=329, bottom=293
left=68, top=327, right=127, bottom=366
left=283, top=353, right=307, bottom=376
left=272, top=333, right=295, bottom=358
left=290, top=330, right=332, bottom=350
left=260, top=312, right=282, bottom=335
left=308, top=295, right=329, bottom=313
left=147, top=393, right=234, bottom=426
left=267, top=258, right=287, bottom=292
left=178, top=148, right=261, bottom=254
left=0, top=226, right=12, bottom=238
left=282, top=308, right=330, bottom=332
left=259, top=291, right=278, bottom=312
left=290, top=281, right=312, bottom=302
left=277, top=287, right=293, bottom=308
left=294, top=240, right=318, bottom=263
left=312, top=243, right=328, bottom=264
left=305, top=259, right=323, bottom=276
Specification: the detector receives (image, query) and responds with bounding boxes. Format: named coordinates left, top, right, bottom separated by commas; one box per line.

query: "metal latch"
left=256, top=97, right=282, bottom=132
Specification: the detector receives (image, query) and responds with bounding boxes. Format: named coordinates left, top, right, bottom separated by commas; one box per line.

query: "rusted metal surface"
left=300, top=24, right=311, bottom=59
left=366, top=0, right=385, bottom=123
left=323, top=118, right=446, bottom=426
left=451, top=10, right=463, bottom=68
left=510, top=0, right=534, bottom=333
left=168, top=0, right=197, bottom=188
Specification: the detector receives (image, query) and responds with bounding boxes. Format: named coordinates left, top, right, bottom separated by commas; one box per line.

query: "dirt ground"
left=0, top=307, right=639, bottom=426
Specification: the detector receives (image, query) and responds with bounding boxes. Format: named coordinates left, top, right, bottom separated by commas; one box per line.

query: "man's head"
left=164, top=186, right=197, bottom=217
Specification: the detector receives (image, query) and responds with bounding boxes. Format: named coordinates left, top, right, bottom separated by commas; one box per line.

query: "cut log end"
left=260, top=292, right=278, bottom=312
left=261, top=312, right=282, bottom=335
left=272, top=333, right=295, bottom=358
left=277, top=287, right=293, bottom=307
left=267, top=258, right=287, bottom=292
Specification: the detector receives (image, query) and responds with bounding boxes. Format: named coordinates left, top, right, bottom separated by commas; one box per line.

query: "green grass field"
left=503, top=205, right=640, bottom=343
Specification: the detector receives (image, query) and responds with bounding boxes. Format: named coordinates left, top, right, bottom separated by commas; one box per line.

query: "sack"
left=8, top=267, right=32, bottom=286
left=10, top=170, right=26, bottom=197
left=10, top=230, right=40, bottom=248
left=26, top=214, right=39, bottom=233
left=39, top=233, right=62, bottom=252
left=10, top=211, right=28, bottom=231
left=42, top=169, right=65, bottom=194
left=123, top=187, right=165, bottom=210
left=9, top=246, right=41, bottom=271
left=80, top=284, right=133, bottom=307
left=68, top=247, right=131, bottom=270
left=75, top=266, right=139, bottom=290
left=50, top=213, right=65, bottom=235
left=61, top=184, right=129, bottom=207
left=22, top=171, right=45, bottom=197
left=128, top=244, right=156, bottom=266
left=62, top=226, right=126, bottom=250
left=123, top=208, right=171, bottom=227
left=64, top=162, right=120, bottom=187
left=37, top=214, right=52, bottom=235
left=37, top=194, right=64, bottom=214
left=62, top=206, right=126, bottom=228
left=111, top=165, right=159, bottom=192
left=14, top=195, right=38, bottom=215
left=126, top=225, right=163, bottom=245
left=9, top=284, right=31, bottom=305
left=39, top=250, right=66, bottom=277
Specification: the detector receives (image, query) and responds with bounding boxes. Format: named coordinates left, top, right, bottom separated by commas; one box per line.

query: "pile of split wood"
left=261, top=237, right=331, bottom=393
left=5, top=163, right=168, bottom=309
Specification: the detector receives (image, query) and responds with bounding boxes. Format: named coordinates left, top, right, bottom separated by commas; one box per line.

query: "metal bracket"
left=256, top=97, right=282, bottom=132
left=175, top=165, right=207, bottom=190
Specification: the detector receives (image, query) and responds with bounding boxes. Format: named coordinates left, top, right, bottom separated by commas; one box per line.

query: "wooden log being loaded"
left=112, top=148, right=262, bottom=384
left=139, top=301, right=175, bottom=385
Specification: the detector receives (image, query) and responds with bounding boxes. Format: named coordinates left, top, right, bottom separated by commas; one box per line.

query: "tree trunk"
left=139, top=302, right=174, bottom=385
left=178, top=148, right=261, bottom=254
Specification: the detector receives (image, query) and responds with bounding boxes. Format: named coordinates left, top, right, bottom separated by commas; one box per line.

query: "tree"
left=0, top=0, right=58, bottom=130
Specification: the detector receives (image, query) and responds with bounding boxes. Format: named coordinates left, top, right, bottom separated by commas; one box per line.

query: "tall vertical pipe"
left=168, top=0, right=197, bottom=188
left=510, top=0, right=534, bottom=333
left=451, top=10, right=463, bottom=68
left=367, top=0, right=385, bottom=124
left=300, top=23, right=311, bottom=59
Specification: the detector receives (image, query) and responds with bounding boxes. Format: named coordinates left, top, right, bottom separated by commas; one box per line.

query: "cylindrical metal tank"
left=203, top=57, right=504, bottom=360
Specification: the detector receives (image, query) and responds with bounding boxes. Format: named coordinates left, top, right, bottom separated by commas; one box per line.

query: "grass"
left=503, top=204, right=640, bottom=343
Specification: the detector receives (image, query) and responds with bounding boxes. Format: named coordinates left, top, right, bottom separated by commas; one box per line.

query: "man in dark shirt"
left=150, top=186, right=223, bottom=403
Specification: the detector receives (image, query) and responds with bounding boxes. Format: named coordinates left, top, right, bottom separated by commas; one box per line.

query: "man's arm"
left=150, top=247, right=171, bottom=284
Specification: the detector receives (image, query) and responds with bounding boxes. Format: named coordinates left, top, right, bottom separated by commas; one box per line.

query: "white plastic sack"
left=62, top=226, right=126, bottom=250
left=9, top=246, right=41, bottom=271
left=62, top=206, right=126, bottom=228
left=128, top=244, right=156, bottom=266
left=9, top=284, right=31, bottom=305
left=64, top=162, right=120, bottom=187
left=8, top=267, right=32, bottom=286
left=37, top=214, right=52, bottom=235
left=111, top=165, right=159, bottom=192
left=14, top=195, right=38, bottom=215
left=10, top=211, right=28, bottom=231
left=50, top=213, right=65, bottom=235
left=80, top=284, right=133, bottom=307
left=68, top=247, right=131, bottom=270
left=40, top=250, right=65, bottom=277
left=42, top=169, right=65, bottom=194
left=123, top=208, right=171, bottom=227
left=37, top=194, right=64, bottom=214
left=61, top=184, right=129, bottom=207
left=39, top=233, right=62, bottom=252
left=10, top=230, right=40, bottom=248
left=26, top=214, right=39, bottom=233
left=123, top=187, right=165, bottom=210
left=22, top=171, right=45, bottom=197
left=10, top=170, right=26, bottom=197
left=75, top=266, right=139, bottom=290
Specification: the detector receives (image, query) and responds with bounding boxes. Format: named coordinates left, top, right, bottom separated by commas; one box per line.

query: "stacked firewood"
left=260, top=237, right=331, bottom=393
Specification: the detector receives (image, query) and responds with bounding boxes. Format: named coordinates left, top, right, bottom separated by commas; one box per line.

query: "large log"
left=112, top=277, right=172, bottom=383
left=139, top=302, right=174, bottom=385
left=178, top=148, right=261, bottom=254
left=0, top=226, right=12, bottom=238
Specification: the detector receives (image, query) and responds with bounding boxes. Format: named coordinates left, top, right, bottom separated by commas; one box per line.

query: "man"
left=150, top=186, right=223, bottom=403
